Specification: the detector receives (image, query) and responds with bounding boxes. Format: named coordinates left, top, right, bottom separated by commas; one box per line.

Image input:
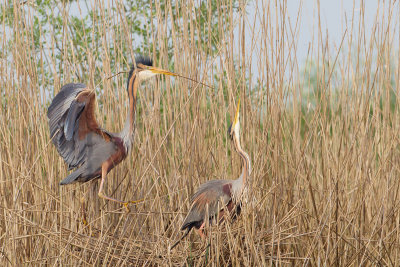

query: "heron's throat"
left=233, top=133, right=251, bottom=188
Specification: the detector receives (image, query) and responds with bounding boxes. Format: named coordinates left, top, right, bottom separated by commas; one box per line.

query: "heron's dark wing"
left=47, top=83, right=112, bottom=170
left=48, top=83, right=86, bottom=141
left=64, top=100, right=85, bottom=140
left=181, top=180, right=233, bottom=230
left=59, top=134, right=119, bottom=184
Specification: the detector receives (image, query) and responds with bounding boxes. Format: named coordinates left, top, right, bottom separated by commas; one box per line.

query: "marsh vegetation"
left=1, top=0, right=400, bottom=265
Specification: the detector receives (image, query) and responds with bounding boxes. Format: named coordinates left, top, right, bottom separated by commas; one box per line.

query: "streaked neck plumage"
left=119, top=71, right=138, bottom=152
left=232, top=121, right=251, bottom=196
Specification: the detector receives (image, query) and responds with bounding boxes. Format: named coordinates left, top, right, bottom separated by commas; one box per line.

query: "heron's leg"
left=98, top=163, right=127, bottom=204
left=98, top=163, right=143, bottom=210
left=80, top=195, right=96, bottom=236
left=218, top=209, right=226, bottom=224
left=196, top=222, right=206, bottom=239
left=80, top=196, right=88, bottom=226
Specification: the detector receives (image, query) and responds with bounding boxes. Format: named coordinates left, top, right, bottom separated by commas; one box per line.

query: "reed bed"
left=1, top=0, right=400, bottom=265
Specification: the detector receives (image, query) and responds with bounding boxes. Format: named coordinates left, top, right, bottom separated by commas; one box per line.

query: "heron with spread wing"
left=47, top=56, right=175, bottom=207
left=171, top=98, right=251, bottom=249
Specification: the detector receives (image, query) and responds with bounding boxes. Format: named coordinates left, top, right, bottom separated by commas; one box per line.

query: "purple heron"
left=47, top=56, right=175, bottom=207
left=171, top=98, right=251, bottom=249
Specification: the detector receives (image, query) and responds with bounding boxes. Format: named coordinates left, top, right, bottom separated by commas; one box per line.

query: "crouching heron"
left=47, top=56, right=176, bottom=208
left=171, top=98, right=251, bottom=249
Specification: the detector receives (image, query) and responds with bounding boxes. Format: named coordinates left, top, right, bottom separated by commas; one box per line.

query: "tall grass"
left=1, top=0, right=400, bottom=265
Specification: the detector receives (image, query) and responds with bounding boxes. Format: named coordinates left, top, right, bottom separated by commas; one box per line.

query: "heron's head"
left=228, top=98, right=241, bottom=140
left=127, top=55, right=176, bottom=86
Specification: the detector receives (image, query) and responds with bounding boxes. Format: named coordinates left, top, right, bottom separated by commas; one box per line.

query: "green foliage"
left=0, top=0, right=239, bottom=92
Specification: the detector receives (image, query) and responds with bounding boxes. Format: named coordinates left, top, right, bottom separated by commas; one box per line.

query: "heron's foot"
left=122, top=202, right=130, bottom=213
left=122, top=199, right=144, bottom=213
left=81, top=217, right=88, bottom=226
left=81, top=217, right=95, bottom=236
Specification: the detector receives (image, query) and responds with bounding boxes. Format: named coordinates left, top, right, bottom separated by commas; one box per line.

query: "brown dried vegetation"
left=1, top=0, right=400, bottom=266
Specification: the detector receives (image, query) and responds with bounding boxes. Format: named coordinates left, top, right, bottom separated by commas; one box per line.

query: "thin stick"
left=172, top=73, right=215, bottom=90
left=106, top=70, right=215, bottom=90
left=106, top=71, right=129, bottom=80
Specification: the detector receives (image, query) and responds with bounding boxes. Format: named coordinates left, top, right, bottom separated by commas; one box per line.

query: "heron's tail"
left=170, top=228, right=191, bottom=250
left=60, top=168, right=83, bottom=185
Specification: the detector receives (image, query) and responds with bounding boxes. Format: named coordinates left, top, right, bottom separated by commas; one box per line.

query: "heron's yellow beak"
left=234, top=98, right=240, bottom=126
left=148, top=66, right=177, bottom=76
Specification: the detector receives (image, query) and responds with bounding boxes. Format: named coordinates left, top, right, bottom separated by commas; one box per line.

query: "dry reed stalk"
left=0, top=0, right=399, bottom=265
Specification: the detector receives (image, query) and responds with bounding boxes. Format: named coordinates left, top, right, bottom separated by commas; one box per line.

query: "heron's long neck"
left=120, top=73, right=138, bottom=151
left=233, top=134, right=251, bottom=190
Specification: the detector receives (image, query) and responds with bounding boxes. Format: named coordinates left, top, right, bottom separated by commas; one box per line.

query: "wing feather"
left=64, top=101, right=85, bottom=140
left=48, top=83, right=86, bottom=137
left=47, top=83, right=111, bottom=170
left=181, top=180, right=233, bottom=230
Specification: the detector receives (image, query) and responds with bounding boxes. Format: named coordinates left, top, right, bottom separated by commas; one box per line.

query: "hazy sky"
left=237, top=0, right=399, bottom=82
left=286, top=0, right=381, bottom=62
